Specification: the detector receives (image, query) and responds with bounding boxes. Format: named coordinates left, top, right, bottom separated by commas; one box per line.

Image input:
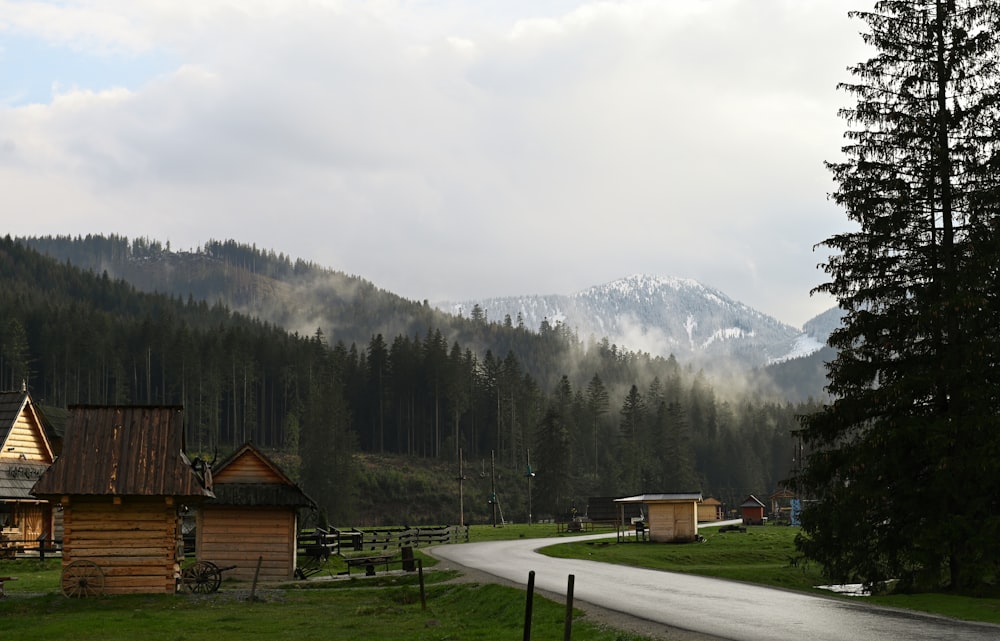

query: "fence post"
left=563, top=574, right=575, bottom=641
left=523, top=570, right=535, bottom=641
left=418, top=559, right=426, bottom=610
left=250, top=555, right=263, bottom=602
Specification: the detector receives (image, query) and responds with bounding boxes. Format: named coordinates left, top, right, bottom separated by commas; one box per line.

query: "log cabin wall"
left=196, top=506, right=296, bottom=582
left=63, top=496, right=181, bottom=595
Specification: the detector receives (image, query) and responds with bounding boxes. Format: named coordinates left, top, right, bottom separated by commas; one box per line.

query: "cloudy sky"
left=1, top=1, right=872, bottom=328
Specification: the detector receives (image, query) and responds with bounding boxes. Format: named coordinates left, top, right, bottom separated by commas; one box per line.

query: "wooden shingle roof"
left=31, top=405, right=213, bottom=499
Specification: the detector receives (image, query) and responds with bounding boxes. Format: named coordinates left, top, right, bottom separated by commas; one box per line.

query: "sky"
left=1, top=1, right=873, bottom=328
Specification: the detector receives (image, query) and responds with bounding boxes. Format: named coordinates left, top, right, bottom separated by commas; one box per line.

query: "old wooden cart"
left=59, top=559, right=237, bottom=597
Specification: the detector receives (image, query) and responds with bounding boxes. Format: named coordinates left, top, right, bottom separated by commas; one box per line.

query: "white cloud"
left=0, top=0, right=873, bottom=327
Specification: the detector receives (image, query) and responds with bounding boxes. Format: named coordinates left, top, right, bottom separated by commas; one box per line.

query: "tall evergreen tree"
left=796, top=0, right=1000, bottom=591
left=584, top=374, right=610, bottom=469
left=618, top=384, right=646, bottom=493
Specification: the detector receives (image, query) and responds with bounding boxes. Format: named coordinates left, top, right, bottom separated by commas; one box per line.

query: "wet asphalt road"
left=428, top=533, right=1000, bottom=641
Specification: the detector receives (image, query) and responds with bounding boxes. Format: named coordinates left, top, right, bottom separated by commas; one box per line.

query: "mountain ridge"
left=440, top=273, right=826, bottom=370
left=17, top=235, right=834, bottom=388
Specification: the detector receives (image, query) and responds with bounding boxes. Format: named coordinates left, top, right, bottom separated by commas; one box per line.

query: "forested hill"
left=17, top=234, right=829, bottom=400
left=19, top=234, right=453, bottom=349
left=3, top=235, right=820, bottom=524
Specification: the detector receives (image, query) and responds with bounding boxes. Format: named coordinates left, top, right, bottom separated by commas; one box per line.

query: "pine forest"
left=0, top=235, right=817, bottom=526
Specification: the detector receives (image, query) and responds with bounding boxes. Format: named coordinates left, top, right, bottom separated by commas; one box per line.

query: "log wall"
left=197, top=506, right=296, bottom=582
left=62, top=497, right=180, bottom=594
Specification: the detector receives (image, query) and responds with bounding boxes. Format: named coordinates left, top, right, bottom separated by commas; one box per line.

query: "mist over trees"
left=2, top=235, right=816, bottom=523
left=795, top=0, right=1000, bottom=592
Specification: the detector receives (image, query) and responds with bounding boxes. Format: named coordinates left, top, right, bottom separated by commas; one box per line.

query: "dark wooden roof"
left=208, top=442, right=315, bottom=509
left=31, top=405, right=213, bottom=499
left=0, top=461, right=48, bottom=501
left=36, top=403, right=69, bottom=447
left=209, top=483, right=315, bottom=508
left=0, top=391, right=29, bottom=442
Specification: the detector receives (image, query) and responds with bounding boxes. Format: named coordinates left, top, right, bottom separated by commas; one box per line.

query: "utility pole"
left=456, top=448, right=467, bottom=526
left=490, top=450, right=497, bottom=527
left=525, top=449, right=535, bottom=526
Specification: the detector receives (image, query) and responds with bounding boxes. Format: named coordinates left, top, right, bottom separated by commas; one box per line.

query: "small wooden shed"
left=31, top=405, right=213, bottom=595
left=0, top=389, right=59, bottom=549
left=740, top=494, right=766, bottom=525
left=697, top=497, right=724, bottom=522
left=616, top=493, right=702, bottom=543
left=196, top=442, right=316, bottom=582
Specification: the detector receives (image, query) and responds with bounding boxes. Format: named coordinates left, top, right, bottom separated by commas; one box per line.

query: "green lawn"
left=4, top=523, right=998, bottom=636
left=539, top=523, right=1000, bottom=625
left=0, top=554, right=652, bottom=641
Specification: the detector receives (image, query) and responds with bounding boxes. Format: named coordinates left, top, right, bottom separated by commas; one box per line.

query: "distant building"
left=615, top=493, right=702, bottom=543
left=697, top=497, right=723, bottom=522
left=740, top=495, right=766, bottom=525
left=768, top=487, right=797, bottom=523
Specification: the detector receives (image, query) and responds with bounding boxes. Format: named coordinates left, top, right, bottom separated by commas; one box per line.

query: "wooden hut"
left=615, top=493, right=702, bottom=543
left=31, top=405, right=213, bottom=595
left=697, top=497, right=724, bottom=522
left=0, top=389, right=59, bottom=553
left=196, top=442, right=316, bottom=582
left=740, top=495, right=766, bottom=525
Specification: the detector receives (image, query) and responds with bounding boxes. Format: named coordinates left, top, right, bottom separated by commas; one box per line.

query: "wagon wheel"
left=61, top=560, right=105, bottom=598
left=295, top=547, right=330, bottom=579
left=181, top=561, right=222, bottom=593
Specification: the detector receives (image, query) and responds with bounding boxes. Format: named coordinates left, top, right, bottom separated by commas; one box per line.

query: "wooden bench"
left=344, top=555, right=393, bottom=577
left=0, top=576, right=17, bottom=598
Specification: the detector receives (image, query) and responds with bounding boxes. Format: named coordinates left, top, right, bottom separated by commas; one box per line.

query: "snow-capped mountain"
left=439, top=274, right=823, bottom=369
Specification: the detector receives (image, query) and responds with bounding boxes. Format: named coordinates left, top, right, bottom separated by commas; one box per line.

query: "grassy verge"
left=539, top=524, right=1000, bottom=624
left=0, top=557, right=653, bottom=641
left=541, top=524, right=827, bottom=593
left=467, top=521, right=615, bottom=542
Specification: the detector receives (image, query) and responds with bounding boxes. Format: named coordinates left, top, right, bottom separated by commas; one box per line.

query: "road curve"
left=428, top=533, right=1000, bottom=641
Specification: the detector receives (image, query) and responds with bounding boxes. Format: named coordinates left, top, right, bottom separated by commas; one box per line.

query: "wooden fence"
left=297, top=525, right=469, bottom=557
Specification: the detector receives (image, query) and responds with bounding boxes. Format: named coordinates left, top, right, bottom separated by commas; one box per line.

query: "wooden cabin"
left=740, top=494, right=766, bottom=525
left=0, top=390, right=59, bottom=552
left=196, top=442, right=316, bottom=582
left=615, top=493, right=702, bottom=543
left=697, top=497, right=724, bottom=522
left=31, top=405, right=213, bottom=595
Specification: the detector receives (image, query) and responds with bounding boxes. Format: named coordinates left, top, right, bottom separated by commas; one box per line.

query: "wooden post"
left=250, top=555, right=263, bottom=602
left=523, top=570, right=535, bottom=641
left=563, top=574, right=575, bottom=641
left=418, top=559, right=426, bottom=610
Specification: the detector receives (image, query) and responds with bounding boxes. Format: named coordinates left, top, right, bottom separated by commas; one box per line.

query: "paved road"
left=428, top=533, right=1000, bottom=641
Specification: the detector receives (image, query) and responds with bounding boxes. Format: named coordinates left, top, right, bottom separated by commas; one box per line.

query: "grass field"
left=0, top=548, right=651, bottom=641
left=2, top=522, right=998, bottom=638
left=539, top=523, right=1000, bottom=625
